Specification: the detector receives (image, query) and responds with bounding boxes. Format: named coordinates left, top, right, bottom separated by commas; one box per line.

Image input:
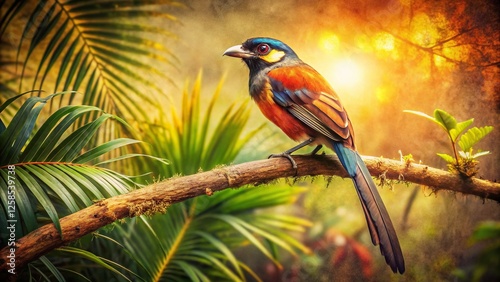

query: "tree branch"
left=1, top=155, right=498, bottom=277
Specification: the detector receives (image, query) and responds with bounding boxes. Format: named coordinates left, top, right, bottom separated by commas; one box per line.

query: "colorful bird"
left=224, top=37, right=405, bottom=274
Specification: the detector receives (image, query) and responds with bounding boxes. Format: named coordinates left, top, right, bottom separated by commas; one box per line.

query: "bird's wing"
left=267, top=64, right=355, bottom=148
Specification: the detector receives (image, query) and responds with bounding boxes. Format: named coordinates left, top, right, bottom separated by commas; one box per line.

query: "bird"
left=223, top=37, right=405, bottom=274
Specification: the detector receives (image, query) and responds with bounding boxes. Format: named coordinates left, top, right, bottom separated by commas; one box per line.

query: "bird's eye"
left=256, top=44, right=271, bottom=55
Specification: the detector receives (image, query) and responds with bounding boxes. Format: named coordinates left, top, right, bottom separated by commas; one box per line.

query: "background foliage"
left=0, top=0, right=310, bottom=281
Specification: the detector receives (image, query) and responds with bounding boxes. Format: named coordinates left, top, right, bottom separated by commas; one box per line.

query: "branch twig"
left=1, top=155, right=498, bottom=277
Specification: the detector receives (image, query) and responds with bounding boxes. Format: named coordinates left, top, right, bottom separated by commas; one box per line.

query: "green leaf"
left=469, top=221, right=500, bottom=244
left=0, top=1, right=26, bottom=40
left=191, top=250, right=243, bottom=282
left=6, top=103, right=45, bottom=164
left=0, top=93, right=64, bottom=164
left=16, top=168, right=61, bottom=235
left=73, top=138, right=141, bottom=164
left=39, top=25, right=75, bottom=91
left=0, top=168, right=38, bottom=232
left=0, top=97, right=44, bottom=164
left=54, top=34, right=80, bottom=92
left=28, top=4, right=59, bottom=54
left=33, top=17, right=70, bottom=91
left=0, top=92, right=28, bottom=114
left=94, top=153, right=168, bottom=167
left=48, top=114, right=114, bottom=162
left=195, top=231, right=244, bottom=279
left=21, top=105, right=101, bottom=162
left=25, top=165, right=80, bottom=213
left=0, top=95, right=142, bottom=250
left=38, top=255, right=65, bottom=282
left=235, top=216, right=299, bottom=256
left=209, top=214, right=282, bottom=268
left=174, top=261, right=209, bottom=282
left=58, top=246, right=134, bottom=282
left=450, top=118, right=474, bottom=141
left=55, top=165, right=104, bottom=200
left=42, top=165, right=93, bottom=207
left=404, top=109, right=453, bottom=134
left=141, top=75, right=263, bottom=177
left=437, top=153, right=455, bottom=164
left=63, top=45, right=84, bottom=91
left=458, top=126, right=494, bottom=152
left=434, top=109, right=457, bottom=132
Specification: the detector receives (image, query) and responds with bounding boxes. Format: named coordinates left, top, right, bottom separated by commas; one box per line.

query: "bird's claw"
left=309, top=145, right=323, bottom=156
left=268, top=153, right=298, bottom=169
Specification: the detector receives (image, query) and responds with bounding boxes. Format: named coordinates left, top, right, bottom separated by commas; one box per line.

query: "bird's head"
left=224, top=37, right=299, bottom=74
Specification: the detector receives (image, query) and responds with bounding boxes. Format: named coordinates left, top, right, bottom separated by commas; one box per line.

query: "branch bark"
left=1, top=155, right=498, bottom=277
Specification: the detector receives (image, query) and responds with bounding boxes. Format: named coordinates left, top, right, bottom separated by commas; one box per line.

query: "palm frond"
left=0, top=93, right=164, bottom=280
left=0, top=93, right=140, bottom=241
left=83, top=77, right=311, bottom=281
left=0, top=57, right=22, bottom=122
left=93, top=184, right=310, bottom=281
left=56, top=246, right=136, bottom=282
left=141, top=73, right=263, bottom=178
left=1, top=0, right=179, bottom=142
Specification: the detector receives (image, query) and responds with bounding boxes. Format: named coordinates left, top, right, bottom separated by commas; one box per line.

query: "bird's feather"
left=333, top=142, right=405, bottom=273
left=267, top=65, right=354, bottom=148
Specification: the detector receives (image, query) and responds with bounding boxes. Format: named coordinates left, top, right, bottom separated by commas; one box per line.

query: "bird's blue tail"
left=333, top=142, right=405, bottom=274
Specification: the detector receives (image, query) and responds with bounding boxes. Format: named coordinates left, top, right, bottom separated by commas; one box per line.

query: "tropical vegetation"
left=0, top=0, right=310, bottom=280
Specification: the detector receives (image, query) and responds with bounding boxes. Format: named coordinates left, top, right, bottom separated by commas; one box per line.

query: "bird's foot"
left=268, top=138, right=316, bottom=171
left=268, top=152, right=298, bottom=169
left=309, top=145, right=323, bottom=156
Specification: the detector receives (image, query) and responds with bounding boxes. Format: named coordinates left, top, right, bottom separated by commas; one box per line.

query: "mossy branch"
left=1, top=155, right=498, bottom=278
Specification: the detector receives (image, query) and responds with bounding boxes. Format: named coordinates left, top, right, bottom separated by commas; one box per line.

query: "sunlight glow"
left=374, top=32, right=395, bottom=51
left=355, top=34, right=374, bottom=52
left=319, top=32, right=340, bottom=52
left=330, top=59, right=363, bottom=91
left=375, top=86, right=390, bottom=103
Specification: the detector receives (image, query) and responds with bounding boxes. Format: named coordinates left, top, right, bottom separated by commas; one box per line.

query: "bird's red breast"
left=253, top=83, right=316, bottom=142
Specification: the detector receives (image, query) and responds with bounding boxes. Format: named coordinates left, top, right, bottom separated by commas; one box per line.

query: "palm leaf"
left=83, top=77, right=311, bottom=281
left=0, top=92, right=63, bottom=164
left=97, top=185, right=309, bottom=281
left=194, top=231, right=245, bottom=279
left=0, top=93, right=170, bottom=281
left=56, top=246, right=135, bottom=282
left=0, top=94, right=150, bottom=282
left=38, top=255, right=65, bottom=282
left=2, top=0, right=179, bottom=144
left=140, top=74, right=259, bottom=178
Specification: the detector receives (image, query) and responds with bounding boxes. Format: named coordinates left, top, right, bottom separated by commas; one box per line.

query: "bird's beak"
left=223, top=44, right=254, bottom=59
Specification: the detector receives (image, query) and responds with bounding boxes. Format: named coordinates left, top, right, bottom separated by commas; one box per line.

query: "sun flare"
left=319, top=32, right=341, bottom=52
left=329, top=58, right=363, bottom=91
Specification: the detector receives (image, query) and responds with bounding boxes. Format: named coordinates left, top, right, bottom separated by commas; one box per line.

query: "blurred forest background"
left=0, top=0, right=499, bottom=281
